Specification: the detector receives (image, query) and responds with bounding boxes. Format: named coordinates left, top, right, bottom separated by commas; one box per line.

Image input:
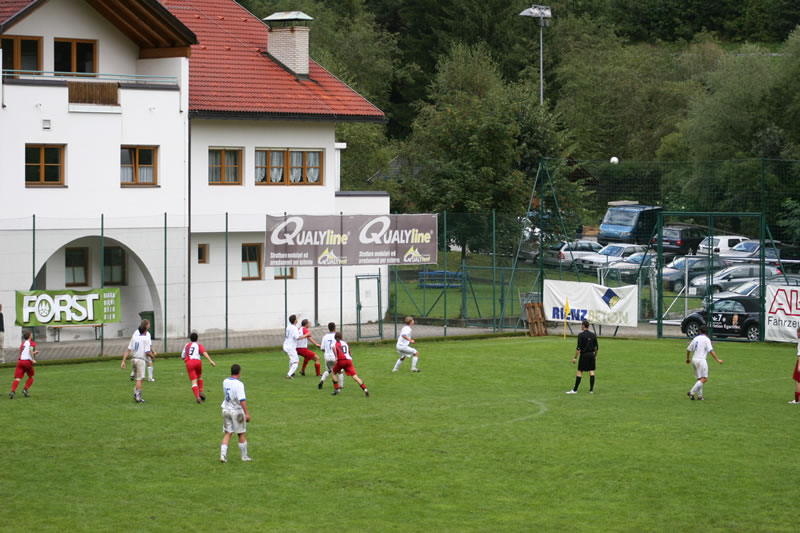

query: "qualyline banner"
left=16, top=288, right=121, bottom=327
left=543, top=279, right=638, bottom=327
left=265, top=214, right=438, bottom=267
left=765, top=284, right=800, bottom=342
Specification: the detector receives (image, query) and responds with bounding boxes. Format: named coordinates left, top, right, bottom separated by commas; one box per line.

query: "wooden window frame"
left=198, top=244, right=209, bottom=264
left=241, top=243, right=262, bottom=280
left=65, top=247, right=89, bottom=287
left=121, top=146, right=158, bottom=186
left=255, top=149, right=323, bottom=186
left=1, top=35, right=43, bottom=74
left=25, top=144, right=65, bottom=186
left=209, top=148, right=243, bottom=185
left=103, top=246, right=127, bottom=286
left=274, top=267, right=295, bottom=280
left=53, top=38, right=97, bottom=75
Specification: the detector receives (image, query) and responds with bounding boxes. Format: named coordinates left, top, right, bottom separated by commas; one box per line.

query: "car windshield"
left=668, top=257, right=689, bottom=269
left=600, top=246, right=625, bottom=257
left=700, top=237, right=718, bottom=247
left=732, top=241, right=759, bottom=253
left=548, top=242, right=565, bottom=251
left=730, top=281, right=758, bottom=295
left=602, top=210, right=637, bottom=225
left=624, top=253, right=647, bottom=264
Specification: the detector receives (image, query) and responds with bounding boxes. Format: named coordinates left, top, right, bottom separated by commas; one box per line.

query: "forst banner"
left=16, top=288, right=121, bottom=326
left=765, top=285, right=800, bottom=342
left=265, top=214, right=438, bottom=267
left=543, top=279, right=638, bottom=327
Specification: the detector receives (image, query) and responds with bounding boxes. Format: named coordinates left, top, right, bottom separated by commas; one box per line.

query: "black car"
left=680, top=296, right=760, bottom=341
left=652, top=224, right=707, bottom=255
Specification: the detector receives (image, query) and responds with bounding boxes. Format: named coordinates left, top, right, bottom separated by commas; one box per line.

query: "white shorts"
left=692, top=359, right=709, bottom=379
left=222, top=409, right=247, bottom=434
left=284, top=348, right=299, bottom=365
left=132, top=359, right=146, bottom=381
left=397, top=346, right=417, bottom=357
left=325, top=358, right=336, bottom=372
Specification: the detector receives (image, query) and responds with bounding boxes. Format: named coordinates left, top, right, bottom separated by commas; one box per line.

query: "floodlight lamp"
left=519, top=5, right=552, bottom=19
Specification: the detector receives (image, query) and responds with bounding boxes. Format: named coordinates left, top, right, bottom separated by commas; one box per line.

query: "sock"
left=192, top=384, right=200, bottom=399
left=411, top=356, right=419, bottom=370
left=221, top=444, right=228, bottom=458
left=11, top=380, right=19, bottom=392
left=239, top=441, right=248, bottom=459
left=360, top=383, right=367, bottom=390
left=320, top=370, right=329, bottom=382
left=697, top=382, right=704, bottom=397
left=288, top=362, right=298, bottom=376
left=148, top=366, right=154, bottom=380
left=315, top=363, right=321, bottom=376
left=198, top=379, right=204, bottom=394
left=334, top=381, right=339, bottom=390
left=589, top=375, right=595, bottom=391
left=795, top=392, right=800, bottom=402
left=393, top=358, right=404, bottom=371
left=573, top=376, right=581, bottom=391
left=339, top=372, right=344, bottom=387
left=130, top=371, right=134, bottom=378
left=302, top=359, right=309, bottom=372
left=25, top=377, right=33, bottom=390
left=690, top=380, right=702, bottom=395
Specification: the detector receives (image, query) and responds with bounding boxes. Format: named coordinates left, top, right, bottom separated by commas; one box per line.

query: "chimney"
left=263, top=11, right=313, bottom=79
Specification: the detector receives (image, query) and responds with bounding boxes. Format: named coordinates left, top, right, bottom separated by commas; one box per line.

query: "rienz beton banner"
left=265, top=214, right=438, bottom=267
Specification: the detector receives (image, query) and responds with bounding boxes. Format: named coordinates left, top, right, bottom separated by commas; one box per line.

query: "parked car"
left=605, top=251, right=677, bottom=283
left=574, top=243, right=648, bottom=272
left=681, top=296, right=761, bottom=341
left=652, top=224, right=707, bottom=255
left=540, top=240, right=603, bottom=267
left=712, top=274, right=800, bottom=301
left=720, top=239, right=783, bottom=259
left=697, top=235, right=749, bottom=255
left=661, top=256, right=729, bottom=293
left=688, top=265, right=781, bottom=296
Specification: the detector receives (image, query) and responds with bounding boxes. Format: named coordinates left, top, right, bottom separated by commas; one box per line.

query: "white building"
left=0, top=0, right=388, bottom=349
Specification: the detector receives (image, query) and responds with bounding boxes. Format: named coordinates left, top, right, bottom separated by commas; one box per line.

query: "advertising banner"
left=765, top=285, right=800, bottom=342
left=265, top=214, right=438, bottom=267
left=15, top=288, right=121, bottom=327
left=543, top=280, right=638, bottom=327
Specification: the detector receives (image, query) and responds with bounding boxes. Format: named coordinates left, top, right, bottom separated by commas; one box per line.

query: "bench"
left=418, top=270, right=462, bottom=288
left=50, top=324, right=103, bottom=342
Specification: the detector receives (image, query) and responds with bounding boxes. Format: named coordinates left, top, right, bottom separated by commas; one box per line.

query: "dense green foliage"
left=2, top=336, right=799, bottom=531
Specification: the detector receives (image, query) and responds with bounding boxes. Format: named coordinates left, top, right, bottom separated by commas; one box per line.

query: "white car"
left=541, top=240, right=603, bottom=267
left=697, top=235, right=748, bottom=255
left=574, top=244, right=648, bottom=272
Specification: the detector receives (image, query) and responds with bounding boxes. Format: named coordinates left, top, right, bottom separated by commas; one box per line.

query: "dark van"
left=597, top=203, right=662, bottom=246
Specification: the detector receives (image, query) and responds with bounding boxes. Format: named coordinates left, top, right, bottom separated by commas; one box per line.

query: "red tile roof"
left=0, top=0, right=37, bottom=29
left=161, top=0, right=385, bottom=121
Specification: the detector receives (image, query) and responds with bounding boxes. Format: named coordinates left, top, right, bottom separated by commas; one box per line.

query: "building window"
left=256, top=149, right=322, bottom=185
left=209, top=148, right=242, bottom=184
left=25, top=145, right=64, bottom=186
left=1, top=36, right=42, bottom=75
left=274, top=267, right=295, bottom=280
left=242, top=244, right=262, bottom=280
left=54, top=39, right=96, bottom=75
left=103, top=247, right=126, bottom=285
left=65, top=248, right=88, bottom=286
left=198, top=244, right=209, bottom=264
left=121, top=146, right=157, bottom=185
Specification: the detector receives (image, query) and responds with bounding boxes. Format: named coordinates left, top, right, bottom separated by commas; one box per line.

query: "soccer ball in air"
left=609, top=156, right=619, bottom=164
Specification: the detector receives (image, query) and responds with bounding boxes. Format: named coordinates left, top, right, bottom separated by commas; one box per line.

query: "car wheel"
left=673, top=280, right=685, bottom=294
left=685, top=320, right=701, bottom=338
left=746, top=324, right=759, bottom=341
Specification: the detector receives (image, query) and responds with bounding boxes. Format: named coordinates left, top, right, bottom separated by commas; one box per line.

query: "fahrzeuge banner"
left=15, top=288, right=121, bottom=327
left=765, top=284, right=800, bottom=342
left=265, top=214, right=438, bottom=267
left=543, top=280, right=638, bottom=327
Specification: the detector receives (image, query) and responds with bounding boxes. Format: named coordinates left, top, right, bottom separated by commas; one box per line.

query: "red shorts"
left=186, top=359, right=203, bottom=381
left=333, top=359, right=356, bottom=376
left=793, top=359, right=800, bottom=382
left=14, top=360, right=34, bottom=379
left=297, top=348, right=317, bottom=361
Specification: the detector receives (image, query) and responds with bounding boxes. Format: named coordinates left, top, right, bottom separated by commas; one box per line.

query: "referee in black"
left=566, top=320, right=598, bottom=394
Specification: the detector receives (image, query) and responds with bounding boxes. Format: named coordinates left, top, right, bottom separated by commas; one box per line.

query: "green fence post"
left=492, top=209, right=497, bottom=333
left=163, top=212, right=167, bottom=353
left=443, top=210, right=447, bottom=336
left=225, top=212, right=229, bottom=350
left=100, top=214, right=104, bottom=356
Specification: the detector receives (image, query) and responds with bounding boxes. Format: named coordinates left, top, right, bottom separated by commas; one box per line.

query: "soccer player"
left=566, top=320, right=598, bottom=394
left=121, top=323, right=154, bottom=403
left=129, top=319, right=157, bottom=382
left=283, top=314, right=301, bottom=379
left=9, top=330, right=38, bottom=399
left=297, top=318, right=321, bottom=377
left=0, top=303, right=6, bottom=364
left=790, top=327, right=800, bottom=404
left=318, top=322, right=344, bottom=390
left=181, top=332, right=216, bottom=403
left=392, top=316, right=421, bottom=372
left=686, top=325, right=723, bottom=400
left=220, top=364, right=251, bottom=463
left=331, top=331, right=369, bottom=397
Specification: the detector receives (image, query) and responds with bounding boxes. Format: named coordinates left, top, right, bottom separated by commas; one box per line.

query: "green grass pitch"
left=0, top=335, right=796, bottom=532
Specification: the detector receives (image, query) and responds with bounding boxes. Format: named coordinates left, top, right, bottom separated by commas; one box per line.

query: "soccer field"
left=0, top=335, right=795, bottom=532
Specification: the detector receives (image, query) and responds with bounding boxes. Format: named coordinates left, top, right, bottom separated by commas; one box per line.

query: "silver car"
left=541, top=240, right=603, bottom=267
left=574, top=244, right=647, bottom=272
left=688, top=264, right=781, bottom=296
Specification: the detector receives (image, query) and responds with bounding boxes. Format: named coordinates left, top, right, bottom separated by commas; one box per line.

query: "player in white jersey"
left=283, top=314, right=301, bottom=379
left=318, top=322, right=344, bottom=390
left=220, top=364, right=251, bottom=463
left=790, top=327, right=800, bottom=404
left=392, top=316, right=421, bottom=372
left=121, top=323, right=154, bottom=403
left=129, top=319, right=157, bottom=382
left=686, top=325, right=723, bottom=400
left=9, top=330, right=38, bottom=399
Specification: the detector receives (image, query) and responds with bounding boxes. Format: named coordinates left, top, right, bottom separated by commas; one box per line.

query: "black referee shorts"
left=578, top=352, right=596, bottom=372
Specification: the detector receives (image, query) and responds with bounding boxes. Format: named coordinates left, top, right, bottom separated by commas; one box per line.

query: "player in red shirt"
left=181, top=332, right=216, bottom=403
left=297, top=318, right=321, bottom=377
left=10, top=330, right=38, bottom=399
left=331, top=332, right=369, bottom=397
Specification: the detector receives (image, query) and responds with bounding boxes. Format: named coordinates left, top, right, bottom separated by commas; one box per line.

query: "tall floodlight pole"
left=520, top=5, right=552, bottom=105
